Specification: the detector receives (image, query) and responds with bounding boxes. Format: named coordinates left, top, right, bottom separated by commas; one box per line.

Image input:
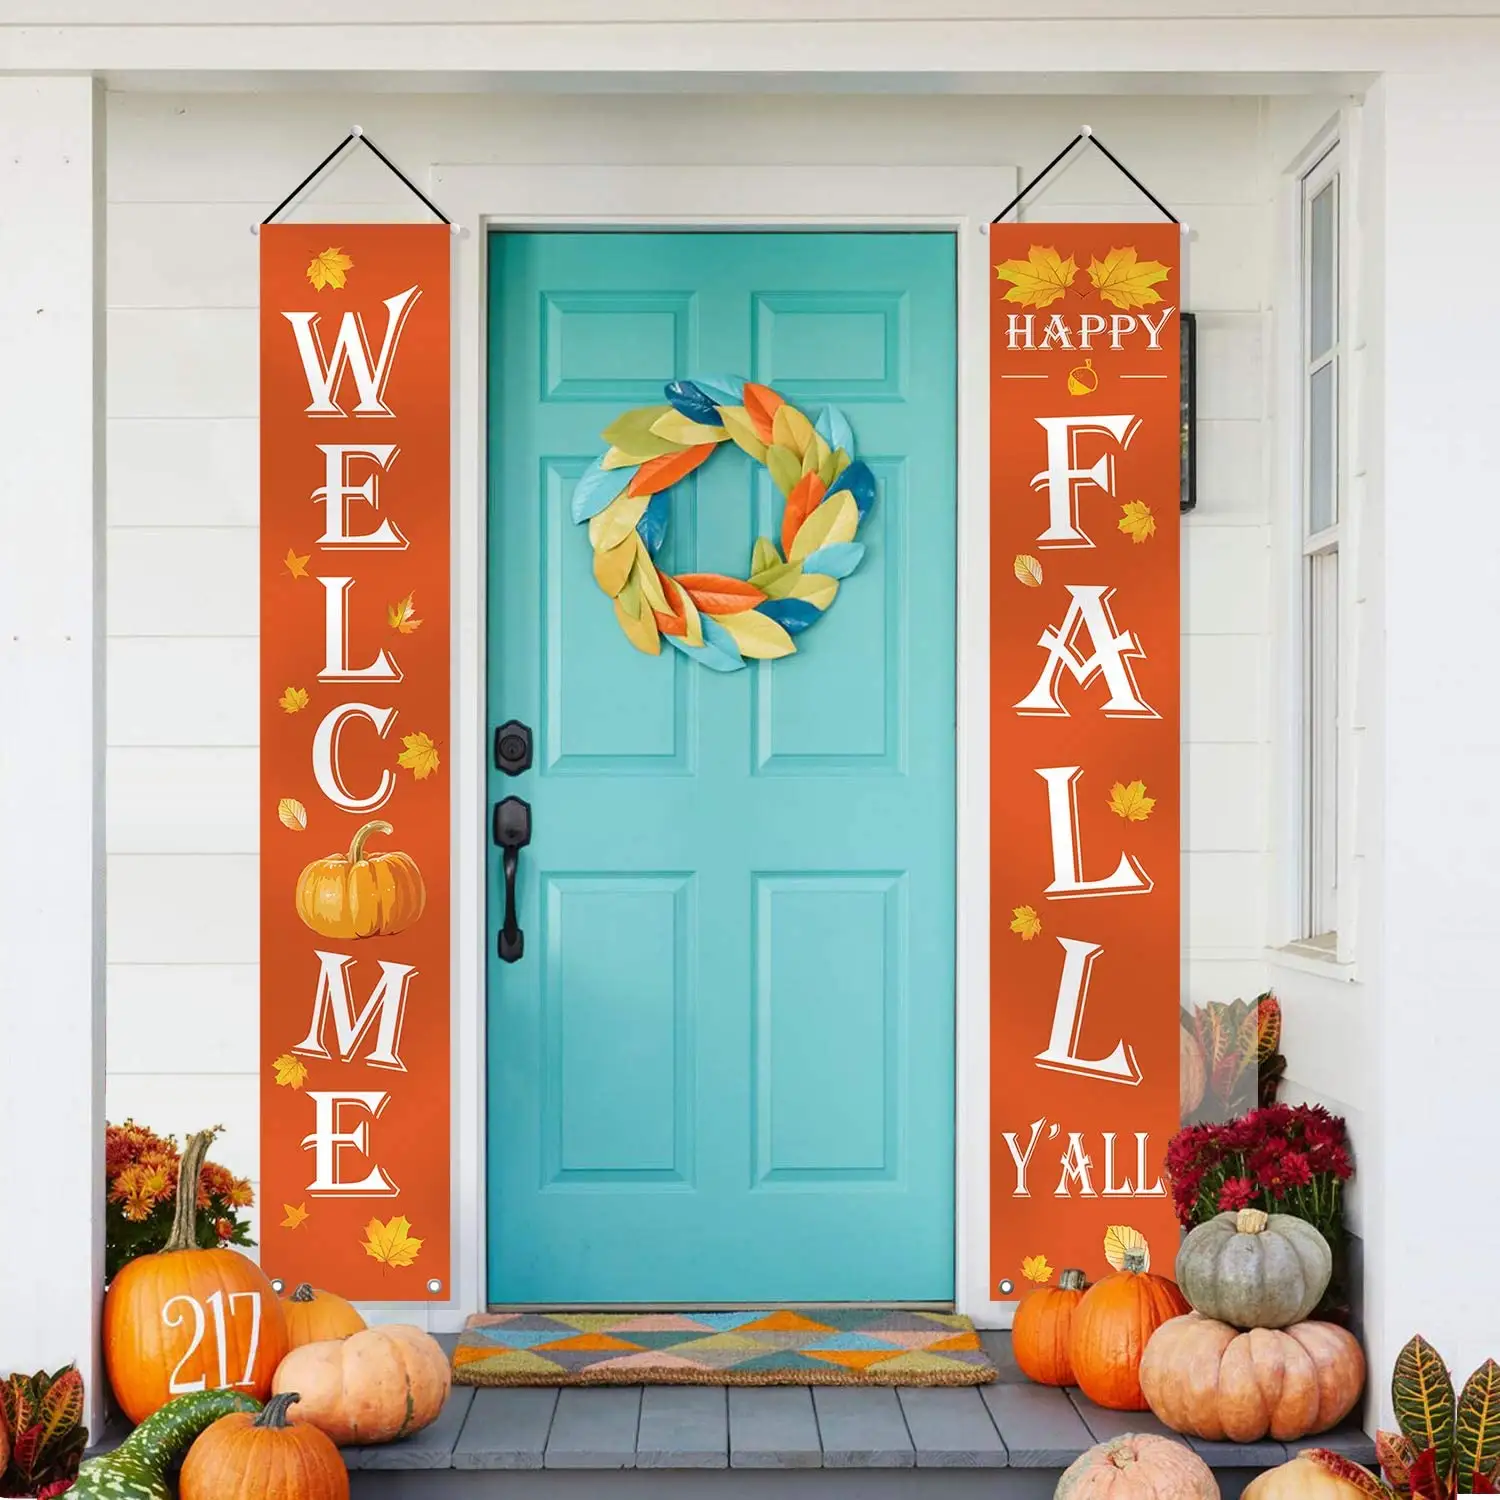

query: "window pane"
left=1305, top=550, right=1339, bottom=939
left=1308, top=361, right=1336, bottom=532
left=1309, top=181, right=1337, bottom=358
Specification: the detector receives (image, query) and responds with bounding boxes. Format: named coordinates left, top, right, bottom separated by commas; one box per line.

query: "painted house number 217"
left=162, top=1290, right=263, bottom=1393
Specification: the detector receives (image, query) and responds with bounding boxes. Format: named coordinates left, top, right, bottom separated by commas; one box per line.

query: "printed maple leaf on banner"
left=1087, top=247, right=1171, bottom=310
left=1022, top=1254, right=1054, bottom=1284
left=388, top=592, right=422, bottom=634
left=1118, top=500, right=1156, bottom=543
left=363, top=1215, right=423, bottom=1268
left=993, top=245, right=1078, bottom=308
left=306, top=246, right=354, bottom=292
left=284, top=548, right=310, bottom=579
left=1010, top=904, right=1042, bottom=941
left=272, top=1053, right=308, bottom=1089
left=397, top=730, right=441, bottom=779
left=278, top=685, right=309, bottom=715
left=277, top=797, right=307, bottom=831
left=281, top=1202, right=309, bottom=1230
left=1109, top=780, right=1156, bottom=822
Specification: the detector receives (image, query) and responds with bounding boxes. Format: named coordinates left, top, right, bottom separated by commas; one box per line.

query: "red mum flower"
left=1218, top=1176, right=1257, bottom=1212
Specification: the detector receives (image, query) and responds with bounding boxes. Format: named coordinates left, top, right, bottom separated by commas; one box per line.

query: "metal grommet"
left=426, top=1279, right=443, bottom=1294
left=998, top=1279, right=1014, bottom=1295
left=270, top=1278, right=285, bottom=1293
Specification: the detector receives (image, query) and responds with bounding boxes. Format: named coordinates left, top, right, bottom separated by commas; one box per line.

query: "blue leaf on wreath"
left=570, top=458, right=635, bottom=523
left=666, top=615, right=745, bottom=672
left=636, top=492, right=671, bottom=554
left=756, top=597, right=822, bottom=635
left=692, top=373, right=747, bottom=407
left=800, top=542, right=865, bottom=579
left=664, top=380, right=724, bottom=427
left=826, top=458, right=876, bottom=518
left=815, top=404, right=855, bottom=457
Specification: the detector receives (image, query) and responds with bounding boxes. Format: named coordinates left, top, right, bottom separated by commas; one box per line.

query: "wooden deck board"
left=728, top=1387, right=823, bottom=1469
left=636, top=1386, right=729, bottom=1469
left=453, top=1388, right=559, bottom=1470
left=544, top=1387, right=643, bottom=1469
left=342, top=1387, right=474, bottom=1470
left=896, top=1387, right=1008, bottom=1468
left=811, top=1387, right=915, bottom=1468
left=979, top=1382, right=1095, bottom=1468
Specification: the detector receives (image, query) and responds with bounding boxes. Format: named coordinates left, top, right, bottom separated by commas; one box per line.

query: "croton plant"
left=0, top=1364, right=88, bottom=1499
left=1183, top=989, right=1286, bottom=1125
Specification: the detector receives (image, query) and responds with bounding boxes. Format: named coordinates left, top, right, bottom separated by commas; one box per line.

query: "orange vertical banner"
left=989, top=224, right=1181, bottom=1294
left=260, top=224, right=451, bottom=1301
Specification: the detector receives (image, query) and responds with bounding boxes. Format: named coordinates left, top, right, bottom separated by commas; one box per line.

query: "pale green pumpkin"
left=1175, top=1208, right=1331, bottom=1329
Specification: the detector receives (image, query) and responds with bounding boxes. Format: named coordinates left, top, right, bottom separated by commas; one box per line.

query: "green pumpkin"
left=70, top=1389, right=261, bottom=1500
left=1175, top=1207, right=1332, bottom=1329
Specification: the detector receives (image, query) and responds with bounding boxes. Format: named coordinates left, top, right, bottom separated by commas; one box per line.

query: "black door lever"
left=492, top=796, right=532, bottom=963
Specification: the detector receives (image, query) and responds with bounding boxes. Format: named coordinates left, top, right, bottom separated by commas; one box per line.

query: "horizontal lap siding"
left=104, top=88, right=1301, bottom=1272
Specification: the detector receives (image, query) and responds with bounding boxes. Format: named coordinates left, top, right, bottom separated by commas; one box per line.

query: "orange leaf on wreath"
left=627, top=443, right=716, bottom=498
left=677, top=573, right=768, bottom=615
left=651, top=570, right=690, bottom=637
left=742, top=382, right=786, bottom=444
left=780, top=472, right=828, bottom=558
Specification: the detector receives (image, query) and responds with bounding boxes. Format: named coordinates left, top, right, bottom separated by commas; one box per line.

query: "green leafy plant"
left=0, top=1364, right=88, bottom=1498
left=1183, top=990, right=1285, bottom=1124
left=1377, top=1335, right=1500, bottom=1497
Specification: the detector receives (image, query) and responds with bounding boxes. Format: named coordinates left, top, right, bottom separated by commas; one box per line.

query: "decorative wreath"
left=570, top=375, right=875, bottom=671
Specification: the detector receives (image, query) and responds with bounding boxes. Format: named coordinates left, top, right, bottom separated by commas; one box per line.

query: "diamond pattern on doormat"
left=451, top=1310, right=996, bottom=1387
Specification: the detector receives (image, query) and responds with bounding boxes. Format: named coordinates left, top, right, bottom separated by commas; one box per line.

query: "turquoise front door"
left=486, top=231, right=956, bottom=1304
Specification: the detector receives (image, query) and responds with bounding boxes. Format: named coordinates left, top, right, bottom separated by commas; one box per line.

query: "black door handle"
left=492, top=796, right=531, bottom=963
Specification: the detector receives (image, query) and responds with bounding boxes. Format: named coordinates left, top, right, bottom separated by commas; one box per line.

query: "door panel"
left=486, top=231, right=956, bottom=1304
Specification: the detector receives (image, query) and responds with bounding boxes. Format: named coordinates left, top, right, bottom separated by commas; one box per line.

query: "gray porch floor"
left=336, top=1333, right=1375, bottom=1497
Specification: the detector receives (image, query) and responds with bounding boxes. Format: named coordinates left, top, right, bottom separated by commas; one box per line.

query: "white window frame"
left=1299, top=145, right=1343, bottom=949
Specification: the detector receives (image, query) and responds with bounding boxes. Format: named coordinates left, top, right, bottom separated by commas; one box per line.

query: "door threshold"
left=484, top=1301, right=958, bottom=1313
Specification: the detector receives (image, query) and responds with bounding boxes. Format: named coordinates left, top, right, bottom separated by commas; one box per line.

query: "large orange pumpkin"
left=280, top=1284, right=366, bottom=1349
left=104, top=1130, right=290, bottom=1424
left=1055, top=1433, right=1219, bottom=1500
left=1012, top=1268, right=1088, bottom=1386
left=1139, top=1312, right=1365, bottom=1442
left=1070, top=1248, right=1189, bottom=1411
left=272, top=1324, right=450, bottom=1445
left=295, top=820, right=425, bottom=939
left=1242, top=1449, right=1383, bottom=1499
left=180, top=1392, right=349, bottom=1500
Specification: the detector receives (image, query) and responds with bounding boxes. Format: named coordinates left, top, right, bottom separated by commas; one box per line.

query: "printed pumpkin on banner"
left=260, top=224, right=451, bottom=1302
left=989, top=223, right=1182, bottom=1297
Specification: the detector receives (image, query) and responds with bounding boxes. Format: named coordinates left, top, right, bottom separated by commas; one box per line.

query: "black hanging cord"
left=992, top=128, right=1178, bottom=226
left=261, top=128, right=451, bottom=228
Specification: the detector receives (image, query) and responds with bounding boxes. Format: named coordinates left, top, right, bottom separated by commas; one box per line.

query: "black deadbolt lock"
left=494, top=719, right=533, bottom=776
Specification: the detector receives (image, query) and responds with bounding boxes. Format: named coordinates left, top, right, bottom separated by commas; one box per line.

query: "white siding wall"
left=104, top=89, right=1325, bottom=1287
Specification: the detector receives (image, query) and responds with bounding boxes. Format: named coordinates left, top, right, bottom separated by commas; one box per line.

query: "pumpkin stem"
left=162, top=1127, right=218, bottom=1252
left=290, top=1283, right=317, bottom=1302
left=254, top=1393, right=300, bottom=1430
left=347, top=819, right=394, bottom=863
left=1059, top=1268, right=1087, bottom=1291
left=1122, top=1247, right=1148, bottom=1274
left=1235, top=1208, right=1270, bottom=1235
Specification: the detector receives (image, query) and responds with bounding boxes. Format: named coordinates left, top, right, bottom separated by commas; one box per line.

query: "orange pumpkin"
left=1012, top=1268, right=1088, bottom=1386
left=1242, top=1449, right=1382, bottom=1499
left=1055, top=1433, right=1219, bottom=1500
left=295, top=820, right=425, bottom=939
left=180, top=1392, right=349, bottom=1500
left=1180, top=1021, right=1206, bottom=1117
left=1139, top=1313, right=1365, bottom=1442
left=272, top=1324, right=450, bottom=1445
left=281, top=1284, right=366, bottom=1349
left=1070, top=1248, right=1189, bottom=1411
left=104, top=1130, right=290, bottom=1424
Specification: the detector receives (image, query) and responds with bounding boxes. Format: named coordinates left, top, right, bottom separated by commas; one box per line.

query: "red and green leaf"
left=1379, top=1428, right=1420, bottom=1490
left=1394, top=1336, right=1457, bottom=1480
left=1301, top=1448, right=1399, bottom=1497
left=1458, top=1361, right=1500, bottom=1493
left=1407, top=1447, right=1449, bottom=1500
left=36, top=1366, right=83, bottom=1456
left=1255, top=991, right=1283, bottom=1062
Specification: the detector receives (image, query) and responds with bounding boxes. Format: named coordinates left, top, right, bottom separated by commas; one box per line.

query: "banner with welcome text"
left=989, top=223, right=1181, bottom=1297
left=260, top=224, right=451, bottom=1302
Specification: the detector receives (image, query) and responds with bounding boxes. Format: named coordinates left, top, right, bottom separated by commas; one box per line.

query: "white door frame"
left=430, top=161, right=1013, bottom=1332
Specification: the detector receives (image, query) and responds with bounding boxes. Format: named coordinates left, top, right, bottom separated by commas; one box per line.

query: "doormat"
left=451, top=1309, right=996, bottom=1387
